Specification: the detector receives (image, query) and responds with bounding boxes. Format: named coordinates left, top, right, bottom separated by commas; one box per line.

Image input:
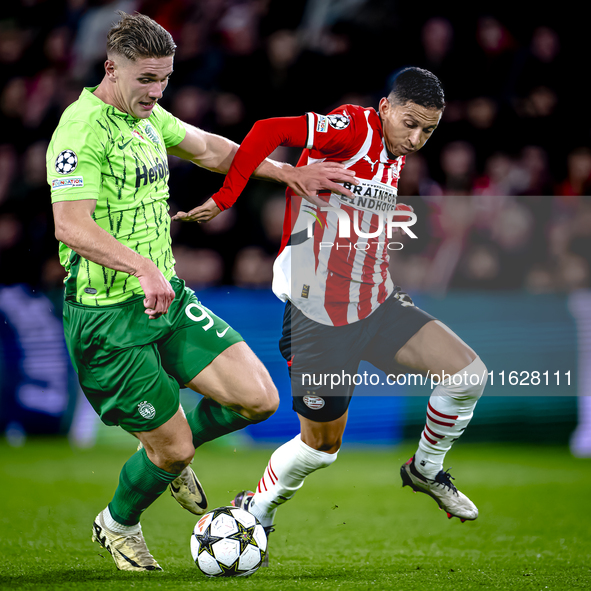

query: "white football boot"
left=169, top=465, right=208, bottom=515
left=400, top=456, right=478, bottom=522
left=92, top=510, right=162, bottom=571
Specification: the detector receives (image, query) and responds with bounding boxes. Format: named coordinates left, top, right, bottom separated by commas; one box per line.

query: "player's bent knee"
left=302, top=431, right=343, bottom=454
left=302, top=438, right=340, bottom=464
left=315, top=440, right=342, bottom=454
left=241, top=383, right=279, bottom=422
left=152, top=441, right=195, bottom=473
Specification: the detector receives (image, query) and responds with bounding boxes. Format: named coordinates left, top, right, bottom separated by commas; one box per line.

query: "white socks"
left=414, top=356, right=488, bottom=479
left=249, top=434, right=338, bottom=527
left=247, top=357, right=487, bottom=525
left=103, top=505, right=141, bottom=534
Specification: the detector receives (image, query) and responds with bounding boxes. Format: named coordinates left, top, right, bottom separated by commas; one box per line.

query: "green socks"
left=109, top=447, right=180, bottom=526
left=186, top=398, right=256, bottom=449
left=108, top=400, right=257, bottom=526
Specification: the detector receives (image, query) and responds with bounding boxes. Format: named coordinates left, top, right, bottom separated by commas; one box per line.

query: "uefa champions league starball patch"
left=327, top=114, right=350, bottom=130
left=55, top=150, right=78, bottom=174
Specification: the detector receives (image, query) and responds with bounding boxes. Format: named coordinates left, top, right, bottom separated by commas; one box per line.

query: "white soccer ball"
left=190, top=506, right=267, bottom=577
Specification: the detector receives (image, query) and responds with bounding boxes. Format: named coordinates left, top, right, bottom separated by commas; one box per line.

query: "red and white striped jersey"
left=273, top=104, right=406, bottom=326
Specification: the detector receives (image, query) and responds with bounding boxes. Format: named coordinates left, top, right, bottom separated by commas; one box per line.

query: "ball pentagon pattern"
left=190, top=506, right=267, bottom=577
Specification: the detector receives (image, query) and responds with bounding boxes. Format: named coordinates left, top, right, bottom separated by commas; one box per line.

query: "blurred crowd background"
left=1, top=0, right=591, bottom=448
left=1, top=0, right=590, bottom=295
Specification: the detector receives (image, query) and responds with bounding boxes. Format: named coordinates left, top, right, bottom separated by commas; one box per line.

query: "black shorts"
left=279, top=289, right=435, bottom=422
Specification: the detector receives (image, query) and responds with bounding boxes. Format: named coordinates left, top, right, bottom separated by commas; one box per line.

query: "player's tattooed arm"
left=52, top=199, right=175, bottom=318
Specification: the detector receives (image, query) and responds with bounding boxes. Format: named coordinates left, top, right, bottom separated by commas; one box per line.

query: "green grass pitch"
left=1, top=438, right=590, bottom=590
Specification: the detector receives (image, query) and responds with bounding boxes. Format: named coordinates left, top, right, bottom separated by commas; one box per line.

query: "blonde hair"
left=106, top=11, right=176, bottom=61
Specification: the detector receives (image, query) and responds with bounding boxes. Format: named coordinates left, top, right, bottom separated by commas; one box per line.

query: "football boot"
left=169, top=466, right=208, bottom=515
left=92, top=510, right=162, bottom=571
left=400, top=455, right=478, bottom=522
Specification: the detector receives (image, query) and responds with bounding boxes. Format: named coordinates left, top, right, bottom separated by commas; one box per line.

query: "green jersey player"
left=47, top=11, right=356, bottom=572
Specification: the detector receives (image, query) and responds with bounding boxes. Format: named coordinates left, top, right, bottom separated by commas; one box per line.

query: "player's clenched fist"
left=134, top=261, right=176, bottom=319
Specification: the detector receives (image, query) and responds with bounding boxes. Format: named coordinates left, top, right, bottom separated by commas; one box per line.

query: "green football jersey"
left=46, top=86, right=187, bottom=306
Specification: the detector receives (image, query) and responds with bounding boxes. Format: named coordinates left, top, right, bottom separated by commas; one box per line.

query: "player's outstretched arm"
left=169, top=119, right=357, bottom=223
left=53, top=199, right=175, bottom=318
left=166, top=124, right=238, bottom=175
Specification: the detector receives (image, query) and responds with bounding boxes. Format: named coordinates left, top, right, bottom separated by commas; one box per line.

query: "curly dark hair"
left=388, top=67, right=445, bottom=110
left=107, top=11, right=176, bottom=61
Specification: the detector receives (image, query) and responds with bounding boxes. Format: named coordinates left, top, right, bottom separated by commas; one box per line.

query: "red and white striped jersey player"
left=272, top=104, right=409, bottom=327
left=175, top=67, right=489, bottom=561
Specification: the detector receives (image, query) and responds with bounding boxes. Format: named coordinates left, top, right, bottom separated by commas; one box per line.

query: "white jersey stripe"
left=272, top=247, right=291, bottom=303
left=306, top=113, right=315, bottom=150
left=341, top=110, right=373, bottom=168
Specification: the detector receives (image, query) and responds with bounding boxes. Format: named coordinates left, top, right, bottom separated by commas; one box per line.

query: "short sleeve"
left=47, top=120, right=104, bottom=203
left=151, top=104, right=187, bottom=148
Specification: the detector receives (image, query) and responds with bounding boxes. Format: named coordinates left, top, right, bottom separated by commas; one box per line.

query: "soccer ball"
left=55, top=149, right=78, bottom=174
left=190, top=506, right=267, bottom=577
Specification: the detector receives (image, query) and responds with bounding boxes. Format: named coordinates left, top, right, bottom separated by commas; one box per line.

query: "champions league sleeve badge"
left=327, top=114, right=350, bottom=130
left=55, top=150, right=78, bottom=174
